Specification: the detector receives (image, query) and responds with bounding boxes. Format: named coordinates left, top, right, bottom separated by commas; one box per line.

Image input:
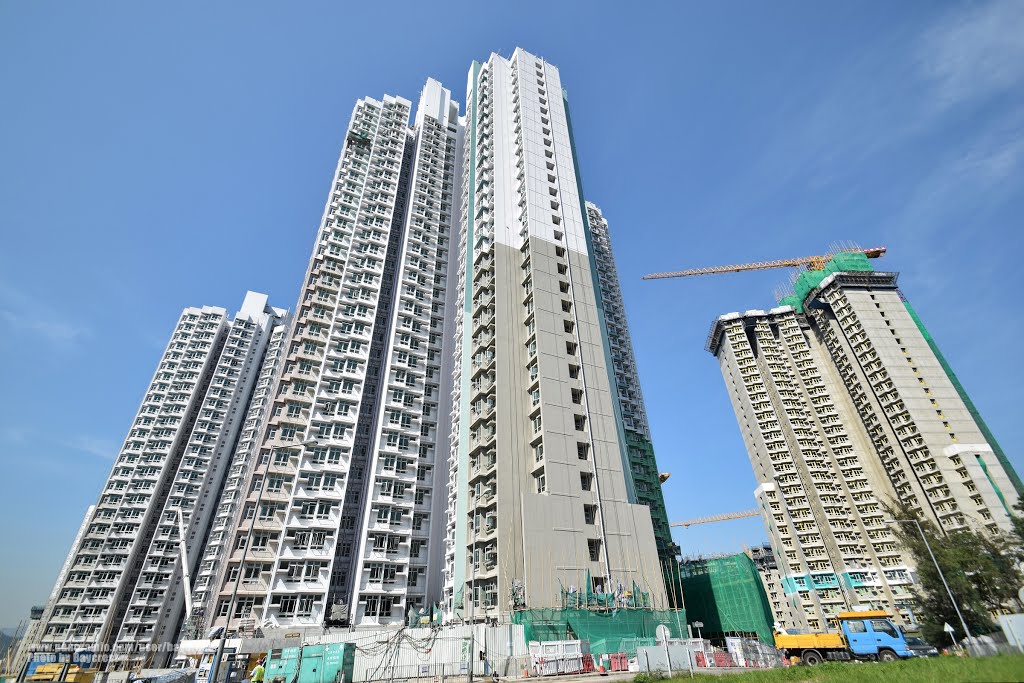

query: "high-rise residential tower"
left=37, top=49, right=676, bottom=655
left=707, top=255, right=1021, bottom=630
left=36, top=292, right=286, bottom=665
left=209, top=79, right=464, bottom=631
left=586, top=202, right=678, bottom=593
left=444, top=49, right=668, bottom=619
left=348, top=80, right=463, bottom=625
left=188, top=320, right=291, bottom=637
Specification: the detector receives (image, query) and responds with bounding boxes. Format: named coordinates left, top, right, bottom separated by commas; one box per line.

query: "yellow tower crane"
left=670, top=509, right=761, bottom=528
left=642, top=246, right=887, bottom=281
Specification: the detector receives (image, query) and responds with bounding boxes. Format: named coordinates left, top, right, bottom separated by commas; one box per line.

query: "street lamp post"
left=468, top=489, right=478, bottom=683
left=208, top=440, right=318, bottom=683
left=884, top=519, right=973, bottom=647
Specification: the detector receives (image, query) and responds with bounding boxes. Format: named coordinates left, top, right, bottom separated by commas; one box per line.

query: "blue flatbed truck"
left=774, top=610, right=914, bottom=665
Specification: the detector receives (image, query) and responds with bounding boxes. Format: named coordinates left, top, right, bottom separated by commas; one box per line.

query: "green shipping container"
left=265, top=643, right=355, bottom=683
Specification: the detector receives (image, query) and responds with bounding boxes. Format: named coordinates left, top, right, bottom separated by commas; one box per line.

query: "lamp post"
left=468, top=488, right=478, bottom=683
left=884, top=519, right=973, bottom=647
left=208, top=439, right=318, bottom=683
left=691, top=621, right=703, bottom=641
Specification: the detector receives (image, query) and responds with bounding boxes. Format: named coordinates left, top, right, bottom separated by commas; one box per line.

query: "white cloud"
left=0, top=283, right=91, bottom=348
left=0, top=427, right=117, bottom=462
left=894, top=107, right=1024, bottom=237
left=917, top=0, right=1024, bottom=113
left=740, top=2, right=1024, bottom=201
left=62, top=435, right=119, bottom=460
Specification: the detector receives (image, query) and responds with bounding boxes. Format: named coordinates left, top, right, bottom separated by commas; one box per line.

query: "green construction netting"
left=678, top=553, right=775, bottom=645
left=904, top=302, right=1024, bottom=497
left=512, top=608, right=686, bottom=655
left=783, top=251, right=875, bottom=313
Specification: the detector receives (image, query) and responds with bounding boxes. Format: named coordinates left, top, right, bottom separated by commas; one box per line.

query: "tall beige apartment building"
left=443, top=49, right=667, bottom=618
left=708, top=259, right=1020, bottom=630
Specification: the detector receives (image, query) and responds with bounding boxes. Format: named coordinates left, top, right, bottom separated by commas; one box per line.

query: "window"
left=566, top=342, right=577, bottom=355
left=580, top=472, right=593, bottom=491
left=297, top=595, right=315, bottom=617
left=870, top=620, right=898, bottom=638
left=571, top=389, right=583, bottom=404
left=564, top=320, right=574, bottom=334
left=574, top=414, right=586, bottom=431
left=535, top=471, right=547, bottom=494
left=584, top=504, right=597, bottom=524
left=568, top=364, right=580, bottom=379
left=587, top=539, right=602, bottom=561
left=577, top=443, right=589, bottom=460
left=533, top=441, right=544, bottom=462
left=561, top=300, right=572, bottom=313
left=847, top=621, right=866, bottom=633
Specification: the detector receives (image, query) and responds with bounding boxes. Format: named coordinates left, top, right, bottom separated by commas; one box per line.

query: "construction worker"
left=250, top=658, right=265, bottom=683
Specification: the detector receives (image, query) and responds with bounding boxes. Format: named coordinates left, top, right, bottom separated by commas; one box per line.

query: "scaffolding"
left=678, top=553, right=775, bottom=645
left=512, top=608, right=685, bottom=656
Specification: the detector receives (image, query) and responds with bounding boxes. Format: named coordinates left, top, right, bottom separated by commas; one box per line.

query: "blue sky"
left=2, top=1, right=1023, bottom=626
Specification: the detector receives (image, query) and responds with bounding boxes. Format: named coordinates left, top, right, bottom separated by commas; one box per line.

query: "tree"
left=882, top=500, right=1023, bottom=646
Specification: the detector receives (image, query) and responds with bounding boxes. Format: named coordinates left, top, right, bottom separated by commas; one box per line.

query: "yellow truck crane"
left=774, top=611, right=914, bottom=665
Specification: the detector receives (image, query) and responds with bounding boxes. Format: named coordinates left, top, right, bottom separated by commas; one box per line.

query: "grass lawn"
left=663, top=654, right=1024, bottom=681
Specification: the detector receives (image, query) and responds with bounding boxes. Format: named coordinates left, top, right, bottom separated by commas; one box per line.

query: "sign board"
left=943, top=623, right=955, bottom=634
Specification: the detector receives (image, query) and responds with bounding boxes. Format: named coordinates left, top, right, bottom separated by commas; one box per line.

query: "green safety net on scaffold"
left=678, top=553, right=775, bottom=645
left=775, top=250, right=1023, bottom=497
left=778, top=251, right=875, bottom=313
left=512, top=608, right=686, bottom=656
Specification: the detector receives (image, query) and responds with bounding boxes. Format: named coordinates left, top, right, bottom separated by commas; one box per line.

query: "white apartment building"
left=35, top=49, right=677, bottom=658
left=38, top=293, right=284, bottom=666
left=190, top=322, right=290, bottom=636
left=237, top=92, right=416, bottom=632
left=443, top=49, right=667, bottom=619
left=348, top=80, right=463, bottom=626
left=213, top=82, right=466, bottom=632
left=708, top=262, right=1021, bottom=630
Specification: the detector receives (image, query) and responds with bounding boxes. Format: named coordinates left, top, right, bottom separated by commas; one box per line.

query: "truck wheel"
left=802, top=650, right=823, bottom=666
left=878, top=649, right=898, bottom=662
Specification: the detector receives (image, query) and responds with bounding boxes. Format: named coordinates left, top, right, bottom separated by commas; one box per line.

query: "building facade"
left=36, top=293, right=285, bottom=666
left=745, top=543, right=802, bottom=631
left=187, top=320, right=291, bottom=637
left=34, top=49, right=676, bottom=659
left=347, top=80, right=464, bottom=625
left=199, top=80, right=464, bottom=632
left=443, top=49, right=667, bottom=619
left=586, top=202, right=678, bottom=593
left=707, top=258, right=1021, bottom=630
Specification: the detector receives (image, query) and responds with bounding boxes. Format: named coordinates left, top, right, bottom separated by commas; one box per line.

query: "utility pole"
left=468, top=489, right=477, bottom=683
left=885, top=519, right=973, bottom=646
